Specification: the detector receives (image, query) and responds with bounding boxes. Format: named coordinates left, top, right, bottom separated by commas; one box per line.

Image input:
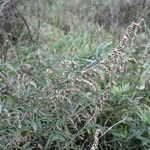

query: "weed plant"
left=0, top=0, right=149, bottom=150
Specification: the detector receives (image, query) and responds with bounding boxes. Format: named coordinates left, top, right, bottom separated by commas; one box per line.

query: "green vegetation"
left=0, top=0, right=149, bottom=149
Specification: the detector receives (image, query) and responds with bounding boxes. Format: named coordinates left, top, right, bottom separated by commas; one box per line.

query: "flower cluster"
left=98, top=19, right=144, bottom=111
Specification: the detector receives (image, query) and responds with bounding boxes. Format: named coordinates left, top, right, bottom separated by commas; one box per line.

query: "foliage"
left=0, top=0, right=149, bottom=149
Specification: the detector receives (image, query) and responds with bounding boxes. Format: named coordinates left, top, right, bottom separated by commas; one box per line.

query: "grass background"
left=0, top=0, right=149, bottom=149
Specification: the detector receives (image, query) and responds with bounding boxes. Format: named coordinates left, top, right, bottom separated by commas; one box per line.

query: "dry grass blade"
left=90, top=115, right=128, bottom=150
